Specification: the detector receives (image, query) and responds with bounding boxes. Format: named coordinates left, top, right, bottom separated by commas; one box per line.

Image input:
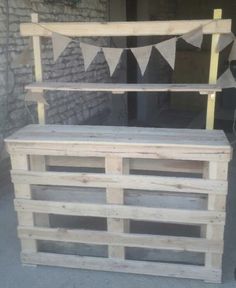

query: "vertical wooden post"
left=206, top=9, right=222, bottom=129
left=204, top=161, right=228, bottom=283
left=11, top=154, right=37, bottom=259
left=31, top=13, right=46, bottom=124
left=30, top=155, right=50, bottom=227
left=105, top=156, right=129, bottom=259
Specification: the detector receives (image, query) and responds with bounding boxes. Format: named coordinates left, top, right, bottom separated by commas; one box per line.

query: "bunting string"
left=13, top=20, right=236, bottom=88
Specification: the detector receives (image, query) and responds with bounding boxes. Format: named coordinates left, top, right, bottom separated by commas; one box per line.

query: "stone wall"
left=0, top=0, right=126, bottom=152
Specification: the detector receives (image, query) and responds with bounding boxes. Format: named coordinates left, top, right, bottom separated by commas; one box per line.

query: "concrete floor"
left=1, top=151, right=236, bottom=288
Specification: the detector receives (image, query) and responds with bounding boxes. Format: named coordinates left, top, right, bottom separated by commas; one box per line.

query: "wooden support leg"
left=11, top=154, right=37, bottom=265
left=204, top=161, right=228, bottom=283
left=105, top=156, right=129, bottom=259
left=30, top=155, right=50, bottom=227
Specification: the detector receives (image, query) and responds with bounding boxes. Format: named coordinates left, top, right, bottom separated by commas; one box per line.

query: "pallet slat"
left=11, top=170, right=227, bottom=195
left=18, top=227, right=223, bottom=253
left=21, top=252, right=222, bottom=283
left=14, top=199, right=225, bottom=225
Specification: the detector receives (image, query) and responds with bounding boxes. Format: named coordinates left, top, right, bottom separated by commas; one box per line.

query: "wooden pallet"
left=5, top=124, right=232, bottom=283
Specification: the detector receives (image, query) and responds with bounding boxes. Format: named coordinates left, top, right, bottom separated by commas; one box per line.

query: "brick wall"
left=0, top=0, right=126, bottom=149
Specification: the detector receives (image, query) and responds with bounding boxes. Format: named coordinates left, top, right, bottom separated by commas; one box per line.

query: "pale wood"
left=204, top=161, right=228, bottom=280
left=30, top=155, right=50, bottom=227
left=10, top=154, right=37, bottom=254
left=206, top=9, right=222, bottom=129
left=20, top=19, right=231, bottom=37
left=25, top=82, right=221, bottom=94
left=5, top=125, right=232, bottom=162
left=14, top=199, right=225, bottom=225
left=105, top=156, right=129, bottom=258
left=21, top=252, right=222, bottom=282
left=18, top=226, right=223, bottom=253
left=31, top=14, right=45, bottom=124
left=11, top=170, right=227, bottom=195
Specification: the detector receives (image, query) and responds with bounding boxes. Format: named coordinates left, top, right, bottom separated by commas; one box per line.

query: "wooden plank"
left=30, top=155, right=50, bottom=227
left=14, top=199, right=225, bottom=225
left=25, top=82, right=222, bottom=94
left=21, top=252, right=222, bottom=282
left=204, top=161, right=228, bottom=282
left=7, top=142, right=231, bottom=162
left=11, top=170, right=228, bottom=195
left=18, top=227, right=223, bottom=253
left=46, top=156, right=203, bottom=174
left=105, top=156, right=129, bottom=258
left=10, top=154, right=37, bottom=254
left=31, top=14, right=45, bottom=124
left=20, top=19, right=231, bottom=37
left=206, top=9, right=222, bottom=129
left=5, top=124, right=231, bottom=148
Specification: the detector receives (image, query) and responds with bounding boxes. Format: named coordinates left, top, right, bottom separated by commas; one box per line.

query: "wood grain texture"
left=25, top=82, right=222, bottom=94
left=21, top=252, right=222, bottom=282
left=20, top=19, right=231, bottom=37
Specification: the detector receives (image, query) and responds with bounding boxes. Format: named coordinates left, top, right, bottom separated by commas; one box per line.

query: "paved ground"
left=0, top=150, right=236, bottom=288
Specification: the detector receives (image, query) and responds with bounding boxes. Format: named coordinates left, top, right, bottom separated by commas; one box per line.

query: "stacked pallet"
left=5, top=124, right=232, bottom=283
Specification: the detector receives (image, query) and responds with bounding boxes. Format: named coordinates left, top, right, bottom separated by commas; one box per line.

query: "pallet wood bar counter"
left=5, top=124, right=232, bottom=283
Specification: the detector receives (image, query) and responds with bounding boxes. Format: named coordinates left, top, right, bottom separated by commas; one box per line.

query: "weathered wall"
left=0, top=0, right=127, bottom=151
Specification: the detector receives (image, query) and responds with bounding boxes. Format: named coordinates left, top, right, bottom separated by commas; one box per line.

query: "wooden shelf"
left=26, top=82, right=221, bottom=94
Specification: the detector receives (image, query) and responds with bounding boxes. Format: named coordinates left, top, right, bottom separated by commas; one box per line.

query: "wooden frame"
left=21, top=10, right=231, bottom=128
left=5, top=124, right=232, bottom=283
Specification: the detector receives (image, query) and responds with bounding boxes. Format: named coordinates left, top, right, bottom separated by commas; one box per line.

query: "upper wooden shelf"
left=26, top=82, right=221, bottom=95
left=20, top=19, right=231, bottom=37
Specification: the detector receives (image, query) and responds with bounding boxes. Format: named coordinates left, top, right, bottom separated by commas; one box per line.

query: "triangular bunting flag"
left=229, top=39, right=236, bottom=62
left=155, top=37, right=177, bottom=70
left=12, top=42, right=32, bottom=66
left=52, top=32, right=72, bottom=62
left=216, top=33, right=235, bottom=53
left=25, top=91, right=49, bottom=106
left=182, top=27, right=203, bottom=48
left=102, top=47, right=123, bottom=76
left=217, top=69, right=236, bottom=89
left=80, top=42, right=101, bottom=71
left=131, top=45, right=153, bottom=76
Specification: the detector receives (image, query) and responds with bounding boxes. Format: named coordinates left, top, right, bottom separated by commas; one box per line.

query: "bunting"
left=52, top=32, right=72, bottom=62
left=12, top=42, right=32, bottom=66
left=37, top=22, right=236, bottom=87
left=155, top=37, right=177, bottom=70
left=131, top=46, right=153, bottom=75
left=217, top=68, right=236, bottom=89
left=182, top=27, right=203, bottom=48
left=80, top=42, right=101, bottom=71
left=229, top=39, right=236, bottom=62
left=102, top=47, right=123, bottom=76
left=216, top=33, right=235, bottom=53
left=25, top=91, right=49, bottom=106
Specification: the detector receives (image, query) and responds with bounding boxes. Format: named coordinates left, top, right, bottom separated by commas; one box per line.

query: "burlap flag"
left=182, top=27, right=203, bottom=48
left=229, top=39, right=236, bottom=62
left=52, top=32, right=72, bottom=62
left=102, top=47, right=123, bottom=76
left=155, top=37, right=177, bottom=70
left=131, top=45, right=153, bottom=75
left=216, top=33, right=235, bottom=53
left=25, top=91, right=49, bottom=106
left=80, top=42, right=101, bottom=71
left=217, top=68, right=236, bottom=89
left=12, top=42, right=32, bottom=66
